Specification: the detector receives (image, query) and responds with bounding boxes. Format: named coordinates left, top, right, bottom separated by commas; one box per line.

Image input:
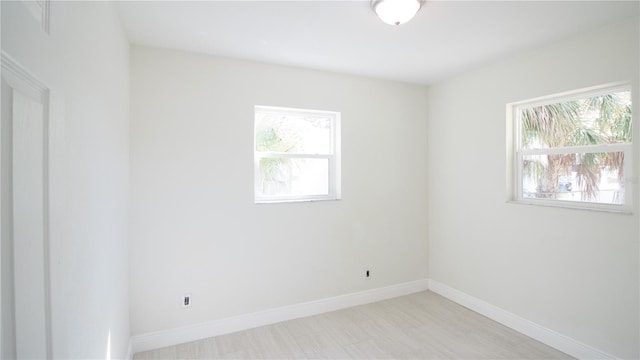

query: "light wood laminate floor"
left=134, top=291, right=573, bottom=359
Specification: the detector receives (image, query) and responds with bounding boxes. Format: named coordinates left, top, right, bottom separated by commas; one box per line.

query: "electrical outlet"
left=182, top=294, right=192, bottom=308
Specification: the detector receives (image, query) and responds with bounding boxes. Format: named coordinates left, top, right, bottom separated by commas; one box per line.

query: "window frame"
left=508, top=83, right=633, bottom=213
left=254, top=105, right=341, bottom=204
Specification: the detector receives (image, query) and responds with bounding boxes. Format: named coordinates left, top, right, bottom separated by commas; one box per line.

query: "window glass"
left=520, top=91, right=631, bottom=149
left=521, top=152, right=625, bottom=205
left=255, top=113, right=332, bottom=154
left=258, top=158, right=329, bottom=196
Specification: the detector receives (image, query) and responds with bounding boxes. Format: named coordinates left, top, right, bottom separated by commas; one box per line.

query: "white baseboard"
left=428, top=279, right=617, bottom=360
left=129, top=279, right=429, bottom=355
left=125, top=338, right=133, bottom=360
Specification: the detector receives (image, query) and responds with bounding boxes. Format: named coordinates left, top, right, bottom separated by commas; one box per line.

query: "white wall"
left=426, top=18, right=639, bottom=359
left=129, top=46, right=428, bottom=335
left=1, top=1, right=130, bottom=358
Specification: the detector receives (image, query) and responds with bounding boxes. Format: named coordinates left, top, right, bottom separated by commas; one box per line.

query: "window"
left=510, top=84, right=632, bottom=212
left=254, top=106, right=341, bottom=203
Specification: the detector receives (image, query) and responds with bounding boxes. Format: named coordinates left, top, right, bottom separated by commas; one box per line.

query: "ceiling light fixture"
left=371, top=0, right=423, bottom=26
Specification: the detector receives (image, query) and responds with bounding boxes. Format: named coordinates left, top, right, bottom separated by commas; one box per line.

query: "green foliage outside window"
left=520, top=91, right=631, bottom=203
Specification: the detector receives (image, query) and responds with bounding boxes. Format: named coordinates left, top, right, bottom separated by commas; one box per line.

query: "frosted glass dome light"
left=372, top=0, right=422, bottom=26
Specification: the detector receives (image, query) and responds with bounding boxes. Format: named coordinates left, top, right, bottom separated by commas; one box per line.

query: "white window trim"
left=507, top=83, right=633, bottom=214
left=254, top=106, right=341, bottom=204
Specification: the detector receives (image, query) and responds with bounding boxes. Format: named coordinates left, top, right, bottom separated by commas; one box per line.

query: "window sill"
left=255, top=197, right=340, bottom=205
left=506, top=200, right=632, bottom=215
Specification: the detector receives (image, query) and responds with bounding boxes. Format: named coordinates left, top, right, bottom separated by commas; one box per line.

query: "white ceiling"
left=115, top=1, right=639, bottom=85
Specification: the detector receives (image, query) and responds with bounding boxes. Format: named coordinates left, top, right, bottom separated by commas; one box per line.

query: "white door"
left=1, top=55, right=51, bottom=360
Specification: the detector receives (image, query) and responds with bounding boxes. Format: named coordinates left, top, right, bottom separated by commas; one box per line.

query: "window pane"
left=520, top=90, right=631, bottom=149
left=522, top=152, right=625, bottom=205
left=255, top=112, right=332, bottom=154
left=258, top=157, right=329, bottom=197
